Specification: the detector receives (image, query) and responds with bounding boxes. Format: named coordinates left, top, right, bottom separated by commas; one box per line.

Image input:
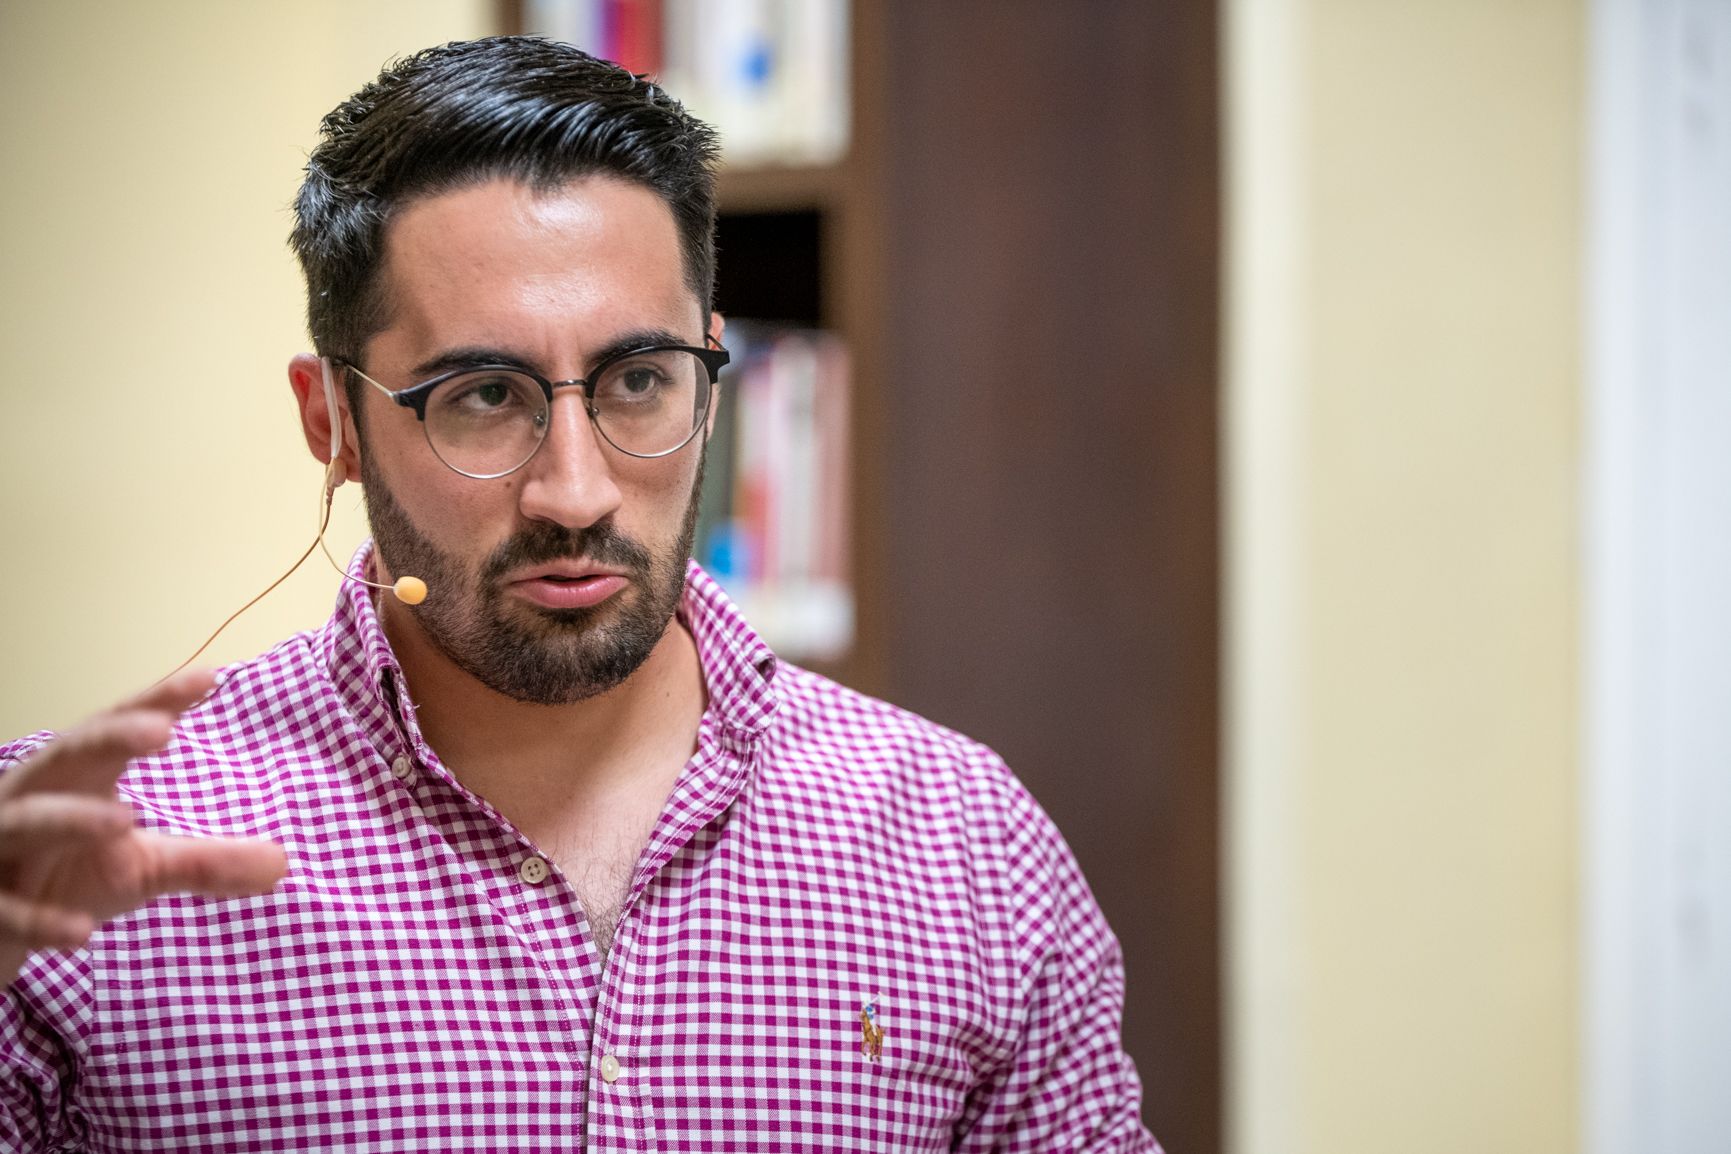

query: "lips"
left=507, top=564, right=630, bottom=610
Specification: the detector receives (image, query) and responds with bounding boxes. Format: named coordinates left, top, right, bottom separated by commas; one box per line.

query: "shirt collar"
left=678, top=558, right=781, bottom=739
left=314, top=542, right=416, bottom=758
left=315, top=543, right=782, bottom=757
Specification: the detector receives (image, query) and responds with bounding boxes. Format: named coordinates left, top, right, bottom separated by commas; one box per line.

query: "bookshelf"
left=499, top=4, right=1219, bottom=1149
left=509, top=0, right=870, bottom=676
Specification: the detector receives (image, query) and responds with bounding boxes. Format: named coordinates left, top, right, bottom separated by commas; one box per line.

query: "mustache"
left=480, top=520, right=653, bottom=581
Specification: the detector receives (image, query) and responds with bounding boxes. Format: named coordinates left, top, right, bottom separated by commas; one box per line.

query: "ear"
left=703, top=311, right=726, bottom=440
left=288, top=353, right=362, bottom=485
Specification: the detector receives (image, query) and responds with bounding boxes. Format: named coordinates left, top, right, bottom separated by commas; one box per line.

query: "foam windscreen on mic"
left=390, top=576, right=429, bottom=605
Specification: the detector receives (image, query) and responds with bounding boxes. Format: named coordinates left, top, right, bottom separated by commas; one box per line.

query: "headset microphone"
left=164, top=359, right=428, bottom=677
left=317, top=358, right=427, bottom=606
left=317, top=458, right=427, bottom=606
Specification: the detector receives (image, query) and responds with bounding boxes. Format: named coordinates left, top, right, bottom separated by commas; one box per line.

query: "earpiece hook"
left=321, top=356, right=345, bottom=491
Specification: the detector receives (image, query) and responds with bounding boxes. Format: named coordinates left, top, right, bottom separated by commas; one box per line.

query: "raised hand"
left=0, top=670, right=286, bottom=988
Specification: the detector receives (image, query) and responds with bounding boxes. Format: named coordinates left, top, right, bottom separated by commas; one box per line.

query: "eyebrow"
left=409, top=327, right=693, bottom=382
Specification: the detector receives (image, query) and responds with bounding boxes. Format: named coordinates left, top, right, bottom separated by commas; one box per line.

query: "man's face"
left=352, top=176, right=713, bottom=705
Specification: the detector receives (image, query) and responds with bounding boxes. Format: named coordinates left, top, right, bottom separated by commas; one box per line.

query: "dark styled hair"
left=291, top=36, right=721, bottom=371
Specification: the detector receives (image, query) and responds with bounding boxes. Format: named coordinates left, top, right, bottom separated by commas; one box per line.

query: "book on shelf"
left=524, top=0, right=850, bottom=167
left=526, top=0, right=660, bottom=72
left=696, top=324, right=852, bottom=663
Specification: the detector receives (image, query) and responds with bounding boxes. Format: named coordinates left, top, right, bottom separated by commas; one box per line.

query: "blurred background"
left=2, top=2, right=1727, bottom=1152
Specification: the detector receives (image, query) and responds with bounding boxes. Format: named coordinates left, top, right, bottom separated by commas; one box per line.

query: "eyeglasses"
left=336, top=342, right=730, bottom=479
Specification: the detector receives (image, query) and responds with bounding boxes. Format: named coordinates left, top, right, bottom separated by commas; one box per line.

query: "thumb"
left=138, top=834, right=287, bottom=901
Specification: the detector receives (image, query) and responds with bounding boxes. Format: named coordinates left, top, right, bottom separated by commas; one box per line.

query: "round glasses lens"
left=423, top=370, right=549, bottom=478
left=590, top=349, right=711, bottom=457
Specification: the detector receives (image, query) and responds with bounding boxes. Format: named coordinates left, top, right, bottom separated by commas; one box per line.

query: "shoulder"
left=4, top=629, right=351, bottom=838
left=175, top=629, right=336, bottom=755
left=144, top=631, right=370, bottom=828
left=756, top=662, right=1076, bottom=888
left=763, top=662, right=1028, bottom=805
left=752, top=663, right=1115, bottom=990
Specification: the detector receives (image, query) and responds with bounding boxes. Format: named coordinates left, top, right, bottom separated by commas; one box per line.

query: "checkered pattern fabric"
left=2, top=551, right=1157, bottom=1152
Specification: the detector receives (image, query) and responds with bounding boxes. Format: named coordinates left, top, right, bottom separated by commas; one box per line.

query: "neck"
left=377, top=593, right=707, bottom=799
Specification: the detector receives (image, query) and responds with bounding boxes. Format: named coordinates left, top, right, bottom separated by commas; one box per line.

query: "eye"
left=469, top=381, right=512, bottom=408
left=455, top=377, right=516, bottom=410
left=618, top=366, right=662, bottom=395
left=595, top=356, right=674, bottom=406
left=436, top=371, right=538, bottom=416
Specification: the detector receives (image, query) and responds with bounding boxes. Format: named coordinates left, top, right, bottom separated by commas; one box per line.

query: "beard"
left=362, top=448, right=704, bottom=706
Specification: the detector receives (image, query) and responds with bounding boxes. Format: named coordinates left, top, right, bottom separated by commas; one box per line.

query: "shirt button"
left=599, top=1054, right=622, bottom=1083
left=517, top=855, right=551, bottom=886
left=390, top=756, right=414, bottom=781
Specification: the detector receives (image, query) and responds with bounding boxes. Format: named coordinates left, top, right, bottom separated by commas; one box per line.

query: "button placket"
left=589, top=919, right=647, bottom=1113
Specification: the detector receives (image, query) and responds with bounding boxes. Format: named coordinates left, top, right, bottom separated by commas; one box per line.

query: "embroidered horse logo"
left=859, top=994, right=885, bottom=1062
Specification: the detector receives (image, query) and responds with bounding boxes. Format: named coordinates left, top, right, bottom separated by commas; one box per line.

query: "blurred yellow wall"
left=1227, top=2, right=1582, bottom=1153
left=0, top=0, right=492, bottom=736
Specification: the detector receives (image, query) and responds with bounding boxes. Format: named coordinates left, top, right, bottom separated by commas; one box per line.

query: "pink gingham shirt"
left=2, top=552, right=1157, bottom=1152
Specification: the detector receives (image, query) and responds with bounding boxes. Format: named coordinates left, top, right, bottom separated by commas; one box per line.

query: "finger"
left=139, top=834, right=287, bottom=900
left=0, top=796, right=132, bottom=856
left=121, top=668, right=220, bottom=716
left=0, top=673, right=220, bottom=806
left=0, top=890, right=97, bottom=952
left=6, top=710, right=180, bottom=798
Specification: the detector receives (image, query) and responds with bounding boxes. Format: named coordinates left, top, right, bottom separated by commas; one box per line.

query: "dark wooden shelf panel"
left=716, top=162, right=847, bottom=214
left=498, top=4, right=1220, bottom=1149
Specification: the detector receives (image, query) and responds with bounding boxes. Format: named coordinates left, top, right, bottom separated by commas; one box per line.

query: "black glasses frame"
left=334, top=341, right=731, bottom=470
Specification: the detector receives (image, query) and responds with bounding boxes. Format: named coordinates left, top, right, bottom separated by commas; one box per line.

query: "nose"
left=513, top=390, right=623, bottom=530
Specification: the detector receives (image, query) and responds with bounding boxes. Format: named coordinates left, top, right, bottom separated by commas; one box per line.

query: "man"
left=0, top=37, right=1157, bottom=1151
